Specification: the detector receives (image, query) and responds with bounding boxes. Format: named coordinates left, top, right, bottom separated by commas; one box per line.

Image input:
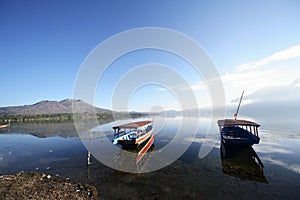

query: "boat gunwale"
left=218, top=119, right=260, bottom=127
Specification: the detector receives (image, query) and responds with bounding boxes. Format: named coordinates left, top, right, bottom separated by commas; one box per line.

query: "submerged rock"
left=0, top=171, right=98, bottom=200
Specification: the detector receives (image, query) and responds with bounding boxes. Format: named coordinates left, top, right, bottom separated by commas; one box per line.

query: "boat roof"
left=218, top=119, right=260, bottom=127
left=112, top=120, right=153, bottom=129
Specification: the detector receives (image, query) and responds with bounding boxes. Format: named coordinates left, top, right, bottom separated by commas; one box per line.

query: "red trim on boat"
left=136, top=135, right=154, bottom=163
left=136, top=131, right=152, bottom=144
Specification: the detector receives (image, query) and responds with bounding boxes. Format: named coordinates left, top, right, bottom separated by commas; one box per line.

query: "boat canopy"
left=113, top=121, right=153, bottom=130
left=218, top=119, right=260, bottom=127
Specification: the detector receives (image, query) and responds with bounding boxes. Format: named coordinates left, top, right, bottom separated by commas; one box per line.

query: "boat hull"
left=117, top=139, right=136, bottom=147
left=221, top=126, right=260, bottom=146
left=0, top=124, right=9, bottom=129
left=112, top=120, right=154, bottom=149
left=118, top=130, right=153, bottom=149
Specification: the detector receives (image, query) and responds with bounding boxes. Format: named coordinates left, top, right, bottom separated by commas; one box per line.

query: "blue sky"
left=1, top=0, right=300, bottom=111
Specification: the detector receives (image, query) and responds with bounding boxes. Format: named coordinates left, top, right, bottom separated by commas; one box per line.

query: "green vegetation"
left=0, top=113, right=82, bottom=123
left=0, top=112, right=149, bottom=124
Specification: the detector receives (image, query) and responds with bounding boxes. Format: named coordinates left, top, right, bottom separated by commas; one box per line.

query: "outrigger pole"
left=234, top=90, right=244, bottom=120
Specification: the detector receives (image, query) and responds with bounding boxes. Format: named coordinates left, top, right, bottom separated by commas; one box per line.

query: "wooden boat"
left=112, top=120, right=153, bottom=148
left=218, top=119, right=260, bottom=146
left=218, top=91, right=260, bottom=146
left=86, top=128, right=155, bottom=173
left=0, top=123, right=9, bottom=128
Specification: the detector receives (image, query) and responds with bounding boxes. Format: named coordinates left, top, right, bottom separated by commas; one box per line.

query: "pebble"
left=0, top=172, right=98, bottom=199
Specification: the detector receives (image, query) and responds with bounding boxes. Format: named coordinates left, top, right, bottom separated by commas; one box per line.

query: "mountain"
left=0, top=99, right=112, bottom=115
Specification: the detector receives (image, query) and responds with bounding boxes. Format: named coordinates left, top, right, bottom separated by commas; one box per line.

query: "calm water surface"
left=0, top=117, right=300, bottom=199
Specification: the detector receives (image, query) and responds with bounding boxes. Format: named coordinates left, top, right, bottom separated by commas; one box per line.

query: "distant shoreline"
left=0, top=112, right=149, bottom=123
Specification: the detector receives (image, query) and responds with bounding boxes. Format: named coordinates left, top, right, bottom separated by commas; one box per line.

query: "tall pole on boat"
left=234, top=90, right=244, bottom=120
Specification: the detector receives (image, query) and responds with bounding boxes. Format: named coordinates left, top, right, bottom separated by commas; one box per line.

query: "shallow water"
left=0, top=117, right=300, bottom=199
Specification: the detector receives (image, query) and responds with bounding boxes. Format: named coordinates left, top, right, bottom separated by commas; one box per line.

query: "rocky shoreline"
left=0, top=171, right=98, bottom=200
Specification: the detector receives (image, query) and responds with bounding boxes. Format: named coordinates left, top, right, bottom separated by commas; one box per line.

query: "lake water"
left=1, top=117, right=300, bottom=199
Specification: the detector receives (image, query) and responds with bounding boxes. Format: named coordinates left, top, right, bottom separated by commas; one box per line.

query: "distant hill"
left=0, top=99, right=112, bottom=115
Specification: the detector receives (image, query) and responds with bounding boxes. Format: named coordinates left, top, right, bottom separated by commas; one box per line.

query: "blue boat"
left=218, top=119, right=260, bottom=146
left=218, top=91, right=261, bottom=146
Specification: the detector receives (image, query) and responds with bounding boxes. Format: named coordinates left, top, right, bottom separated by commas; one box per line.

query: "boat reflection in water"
left=220, top=142, right=268, bottom=183
left=113, top=135, right=155, bottom=173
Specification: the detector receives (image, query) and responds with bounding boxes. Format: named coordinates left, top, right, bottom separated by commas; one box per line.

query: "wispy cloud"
left=156, top=44, right=300, bottom=107
left=237, top=44, right=300, bottom=71
left=175, top=70, right=275, bottom=100
left=221, top=44, right=300, bottom=102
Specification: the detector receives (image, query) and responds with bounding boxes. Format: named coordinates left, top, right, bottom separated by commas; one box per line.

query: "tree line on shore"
left=0, top=112, right=149, bottom=124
